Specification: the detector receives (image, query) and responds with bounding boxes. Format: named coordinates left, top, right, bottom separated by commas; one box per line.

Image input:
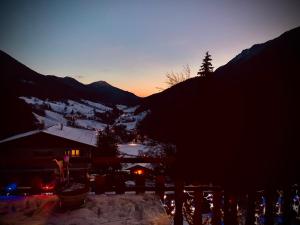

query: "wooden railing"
left=1, top=155, right=299, bottom=225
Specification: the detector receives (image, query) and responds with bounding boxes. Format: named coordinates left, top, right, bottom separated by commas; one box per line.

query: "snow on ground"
left=48, top=101, right=68, bottom=114
left=44, top=110, right=67, bottom=125
left=19, top=96, right=44, bottom=105
left=67, top=100, right=95, bottom=117
left=116, top=104, right=128, bottom=110
left=81, top=100, right=112, bottom=112
left=19, top=97, right=148, bottom=132
left=123, top=122, right=137, bottom=130
left=123, top=106, right=139, bottom=113
left=33, top=113, right=60, bottom=127
left=75, top=119, right=107, bottom=131
left=19, top=97, right=107, bottom=118
left=115, top=111, right=148, bottom=131
left=0, top=194, right=171, bottom=225
left=47, top=100, right=105, bottom=117
left=118, top=143, right=149, bottom=157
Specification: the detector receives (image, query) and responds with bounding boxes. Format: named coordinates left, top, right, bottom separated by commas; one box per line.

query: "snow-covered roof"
left=44, top=125, right=98, bottom=147
left=0, top=124, right=98, bottom=147
left=0, top=130, right=41, bottom=144
left=122, top=163, right=154, bottom=170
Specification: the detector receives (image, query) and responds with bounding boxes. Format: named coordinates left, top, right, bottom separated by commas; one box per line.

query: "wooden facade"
left=0, top=130, right=96, bottom=187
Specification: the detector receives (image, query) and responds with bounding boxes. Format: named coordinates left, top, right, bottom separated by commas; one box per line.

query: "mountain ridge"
left=138, top=26, right=300, bottom=187
left=0, top=50, right=140, bottom=105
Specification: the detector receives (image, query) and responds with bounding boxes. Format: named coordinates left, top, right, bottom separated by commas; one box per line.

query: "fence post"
left=264, top=187, right=275, bottom=225
left=115, top=173, right=125, bottom=194
left=174, top=178, right=184, bottom=225
left=212, top=190, right=222, bottom=225
left=224, top=189, right=237, bottom=225
left=193, top=188, right=203, bottom=225
left=155, top=175, right=165, bottom=200
left=282, top=186, right=292, bottom=225
left=245, top=190, right=256, bottom=225
left=135, top=175, right=145, bottom=194
left=95, top=175, right=106, bottom=194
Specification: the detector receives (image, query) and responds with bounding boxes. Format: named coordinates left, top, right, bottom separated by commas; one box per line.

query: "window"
left=134, top=169, right=144, bottom=175
left=71, top=149, right=80, bottom=157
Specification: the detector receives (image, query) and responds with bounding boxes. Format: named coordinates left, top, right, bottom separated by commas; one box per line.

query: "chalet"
left=0, top=124, right=98, bottom=187
left=122, top=163, right=154, bottom=176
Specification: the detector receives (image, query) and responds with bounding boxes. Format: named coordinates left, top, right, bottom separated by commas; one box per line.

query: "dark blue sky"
left=1, top=0, right=299, bottom=96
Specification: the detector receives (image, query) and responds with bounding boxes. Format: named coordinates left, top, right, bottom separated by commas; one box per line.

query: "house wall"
left=0, top=132, right=96, bottom=170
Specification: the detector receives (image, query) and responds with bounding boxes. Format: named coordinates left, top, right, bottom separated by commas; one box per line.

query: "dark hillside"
left=138, top=27, right=300, bottom=188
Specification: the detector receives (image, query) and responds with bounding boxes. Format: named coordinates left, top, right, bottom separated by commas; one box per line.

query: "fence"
left=1, top=156, right=299, bottom=225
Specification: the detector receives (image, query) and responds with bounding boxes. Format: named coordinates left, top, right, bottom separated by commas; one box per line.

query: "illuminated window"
left=134, top=169, right=144, bottom=175
left=71, top=149, right=80, bottom=157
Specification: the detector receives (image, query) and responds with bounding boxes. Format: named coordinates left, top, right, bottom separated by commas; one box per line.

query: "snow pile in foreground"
left=0, top=194, right=171, bottom=225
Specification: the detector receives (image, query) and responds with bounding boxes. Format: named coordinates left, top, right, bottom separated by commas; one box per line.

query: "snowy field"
left=74, top=119, right=107, bottom=131
left=0, top=194, right=171, bottom=225
left=118, top=143, right=149, bottom=157
left=19, top=96, right=148, bottom=132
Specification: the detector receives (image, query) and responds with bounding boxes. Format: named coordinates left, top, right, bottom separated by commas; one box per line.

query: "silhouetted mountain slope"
left=139, top=26, right=300, bottom=188
left=87, top=81, right=140, bottom=106
left=0, top=50, right=140, bottom=105
left=0, top=92, right=38, bottom=139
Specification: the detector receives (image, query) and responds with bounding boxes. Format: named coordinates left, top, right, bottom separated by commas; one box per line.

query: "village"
left=1, top=2, right=300, bottom=223
left=0, top=97, right=175, bottom=224
left=1, top=97, right=299, bottom=225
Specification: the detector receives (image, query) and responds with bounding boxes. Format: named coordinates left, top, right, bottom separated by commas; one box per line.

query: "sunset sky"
left=1, top=0, right=300, bottom=97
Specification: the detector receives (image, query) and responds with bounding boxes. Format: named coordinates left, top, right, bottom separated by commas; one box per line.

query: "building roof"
left=122, top=163, right=154, bottom=171
left=0, top=124, right=98, bottom=147
left=44, top=125, right=98, bottom=146
left=0, top=130, right=41, bottom=144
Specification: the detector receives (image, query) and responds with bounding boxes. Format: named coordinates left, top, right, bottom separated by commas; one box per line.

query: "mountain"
left=138, top=26, right=300, bottom=187
left=0, top=50, right=140, bottom=138
left=0, top=50, right=140, bottom=105
left=87, top=81, right=140, bottom=106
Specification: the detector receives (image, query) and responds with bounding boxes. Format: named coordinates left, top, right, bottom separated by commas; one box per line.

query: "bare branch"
left=164, top=64, right=191, bottom=88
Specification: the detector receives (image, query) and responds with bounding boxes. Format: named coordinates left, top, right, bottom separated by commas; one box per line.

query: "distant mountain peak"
left=0, top=51, right=140, bottom=105
left=89, top=80, right=111, bottom=87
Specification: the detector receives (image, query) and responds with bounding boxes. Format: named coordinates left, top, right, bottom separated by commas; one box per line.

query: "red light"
left=41, top=183, right=55, bottom=191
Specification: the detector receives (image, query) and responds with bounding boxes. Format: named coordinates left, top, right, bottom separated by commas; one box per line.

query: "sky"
left=0, top=0, right=300, bottom=97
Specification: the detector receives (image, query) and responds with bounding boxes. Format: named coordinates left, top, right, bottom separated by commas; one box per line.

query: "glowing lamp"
left=5, top=183, right=17, bottom=192
left=134, top=169, right=144, bottom=175
left=41, top=182, right=55, bottom=191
